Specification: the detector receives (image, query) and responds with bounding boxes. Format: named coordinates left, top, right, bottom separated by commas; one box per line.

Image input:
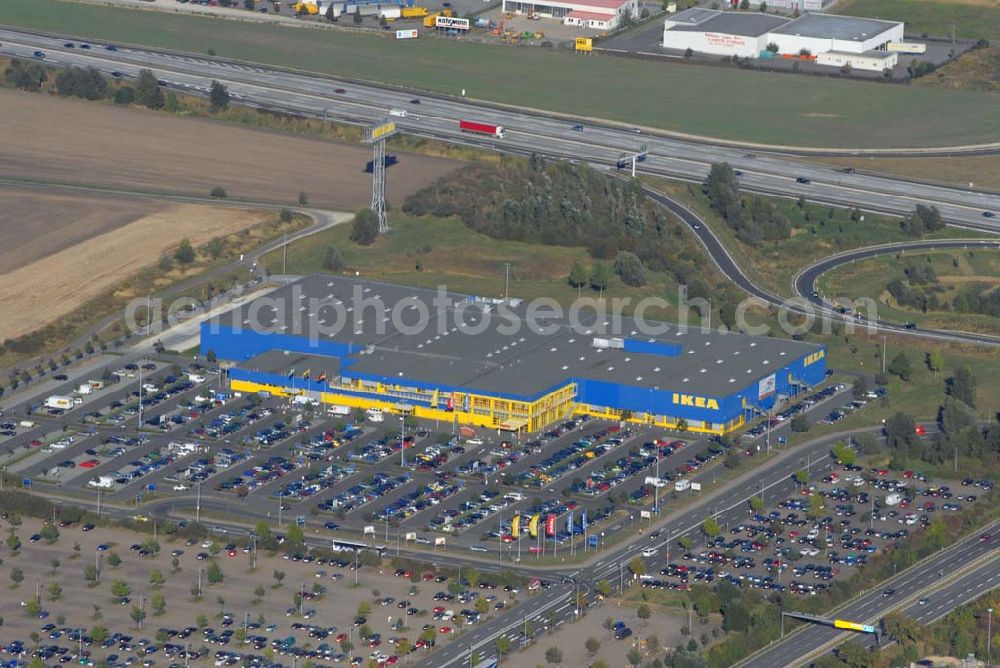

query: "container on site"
left=423, top=8, right=452, bottom=26
left=887, top=42, right=926, bottom=54
left=90, top=476, right=115, bottom=489
left=45, top=395, right=74, bottom=410
left=19, top=420, right=35, bottom=428
left=401, top=6, right=427, bottom=17
left=459, top=119, right=505, bottom=138
left=379, top=6, right=401, bottom=19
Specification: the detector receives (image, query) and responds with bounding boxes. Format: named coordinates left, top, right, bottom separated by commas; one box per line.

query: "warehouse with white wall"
left=662, top=8, right=788, bottom=58
left=502, top=0, right=638, bottom=30
left=662, top=10, right=904, bottom=70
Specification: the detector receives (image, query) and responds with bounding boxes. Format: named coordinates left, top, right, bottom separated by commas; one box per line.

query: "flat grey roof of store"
left=665, top=7, right=720, bottom=25
left=216, top=276, right=822, bottom=399
left=771, top=13, right=901, bottom=40
left=667, top=12, right=789, bottom=37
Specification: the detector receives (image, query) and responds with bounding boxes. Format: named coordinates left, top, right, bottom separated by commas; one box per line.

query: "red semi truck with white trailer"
left=459, top=119, right=505, bottom=138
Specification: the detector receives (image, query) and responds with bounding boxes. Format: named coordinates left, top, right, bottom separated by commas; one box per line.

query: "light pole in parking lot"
left=987, top=607, right=993, bottom=668
left=400, top=415, right=406, bottom=469
left=196, top=480, right=202, bottom=524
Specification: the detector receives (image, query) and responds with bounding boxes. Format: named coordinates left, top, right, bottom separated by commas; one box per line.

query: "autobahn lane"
left=738, top=524, right=1000, bottom=668
left=1, top=29, right=999, bottom=230
left=5, top=26, right=1000, bottom=164
left=904, top=555, right=1000, bottom=625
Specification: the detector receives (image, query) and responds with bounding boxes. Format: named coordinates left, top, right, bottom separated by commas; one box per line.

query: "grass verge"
left=259, top=211, right=735, bottom=325
left=798, top=154, right=1000, bottom=191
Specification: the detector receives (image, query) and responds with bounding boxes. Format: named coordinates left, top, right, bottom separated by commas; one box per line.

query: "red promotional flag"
left=545, top=514, right=556, bottom=537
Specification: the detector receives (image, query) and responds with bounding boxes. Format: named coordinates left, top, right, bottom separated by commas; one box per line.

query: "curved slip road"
left=643, top=186, right=1000, bottom=348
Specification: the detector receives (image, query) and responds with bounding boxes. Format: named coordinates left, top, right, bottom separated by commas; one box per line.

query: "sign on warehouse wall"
left=758, top=373, right=776, bottom=399
left=436, top=15, right=470, bottom=30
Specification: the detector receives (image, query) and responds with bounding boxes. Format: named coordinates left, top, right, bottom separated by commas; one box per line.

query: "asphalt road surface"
left=1, top=28, right=999, bottom=233
left=738, top=522, right=1000, bottom=667
left=645, top=187, right=1000, bottom=349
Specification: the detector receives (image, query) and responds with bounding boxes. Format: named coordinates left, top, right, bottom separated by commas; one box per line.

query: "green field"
left=3, top=0, right=1000, bottom=147
left=836, top=0, right=1000, bottom=41
left=819, top=249, right=1000, bottom=336
left=261, top=213, right=718, bottom=322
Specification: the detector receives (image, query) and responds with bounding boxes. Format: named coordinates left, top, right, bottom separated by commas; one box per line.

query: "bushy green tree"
left=350, top=209, right=380, bottom=246
left=209, top=80, right=230, bottom=113
left=323, top=246, right=345, bottom=272
left=5, top=59, right=48, bottom=91
left=54, top=66, right=109, bottom=100
left=613, top=251, right=646, bottom=287
left=135, top=69, right=164, bottom=109
left=174, top=238, right=196, bottom=265
left=888, top=352, right=912, bottom=381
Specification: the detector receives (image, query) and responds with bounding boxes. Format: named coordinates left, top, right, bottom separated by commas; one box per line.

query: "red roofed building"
left=502, top=0, right=638, bottom=30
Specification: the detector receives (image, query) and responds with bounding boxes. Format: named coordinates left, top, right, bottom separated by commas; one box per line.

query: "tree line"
left=886, top=254, right=1000, bottom=317
left=702, top=163, right=791, bottom=246
left=4, top=60, right=230, bottom=113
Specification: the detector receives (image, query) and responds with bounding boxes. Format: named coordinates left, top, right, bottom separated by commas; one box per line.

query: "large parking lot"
left=0, top=515, right=537, bottom=667
left=628, top=459, right=993, bottom=600
left=0, top=357, right=867, bottom=565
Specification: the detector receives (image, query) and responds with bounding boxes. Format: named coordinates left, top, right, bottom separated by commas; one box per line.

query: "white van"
left=389, top=108, right=407, bottom=118
left=366, top=408, right=385, bottom=423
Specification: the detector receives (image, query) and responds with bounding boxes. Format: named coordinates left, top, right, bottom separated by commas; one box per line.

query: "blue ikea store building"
left=201, top=276, right=827, bottom=435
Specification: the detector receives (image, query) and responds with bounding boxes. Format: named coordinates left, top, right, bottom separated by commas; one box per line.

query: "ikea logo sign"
left=672, top=393, right=720, bottom=410
left=804, top=350, right=826, bottom=366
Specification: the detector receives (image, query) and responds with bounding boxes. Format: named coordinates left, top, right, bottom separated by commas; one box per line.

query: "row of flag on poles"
left=287, top=368, right=328, bottom=383
left=511, top=510, right=588, bottom=539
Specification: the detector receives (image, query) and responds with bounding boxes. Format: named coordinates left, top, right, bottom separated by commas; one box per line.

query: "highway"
left=1, top=28, right=999, bottom=234
left=738, top=522, right=1000, bottom=667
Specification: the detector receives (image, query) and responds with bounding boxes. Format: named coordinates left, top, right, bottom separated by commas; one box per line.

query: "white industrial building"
left=816, top=50, right=897, bottom=71
left=662, top=10, right=903, bottom=70
left=727, top=0, right=835, bottom=12
left=662, top=8, right=788, bottom=58
left=502, top=0, right=638, bottom=30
